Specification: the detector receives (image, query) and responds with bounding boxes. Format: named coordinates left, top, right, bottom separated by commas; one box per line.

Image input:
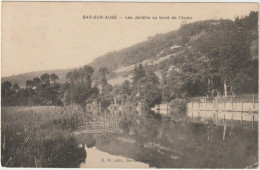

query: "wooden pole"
left=191, top=109, right=193, bottom=122
left=253, top=94, right=255, bottom=112
left=232, top=96, right=233, bottom=111
left=191, top=101, right=193, bottom=122
left=241, top=99, right=243, bottom=126
left=232, top=110, right=234, bottom=126
left=167, top=103, right=168, bottom=115
left=251, top=110, right=254, bottom=129
left=198, top=97, right=200, bottom=110
left=224, top=111, right=226, bottom=124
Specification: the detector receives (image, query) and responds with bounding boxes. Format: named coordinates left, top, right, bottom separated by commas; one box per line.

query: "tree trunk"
left=207, top=78, right=211, bottom=96
left=224, top=80, right=228, bottom=97
left=231, top=86, right=235, bottom=97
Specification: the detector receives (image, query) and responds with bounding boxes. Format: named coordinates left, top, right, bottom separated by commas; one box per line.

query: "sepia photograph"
left=1, top=2, right=259, bottom=168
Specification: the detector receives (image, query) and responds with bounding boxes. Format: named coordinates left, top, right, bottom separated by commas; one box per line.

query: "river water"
left=79, top=145, right=149, bottom=168
left=75, top=122, right=258, bottom=168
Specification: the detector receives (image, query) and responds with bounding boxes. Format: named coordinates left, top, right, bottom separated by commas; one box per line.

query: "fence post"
left=167, top=103, right=168, bottom=115
left=241, top=99, right=243, bottom=126
left=253, top=94, right=255, bottom=112
left=224, top=111, right=226, bottom=124
left=231, top=108, right=234, bottom=126
left=198, top=97, right=200, bottom=110
left=191, top=100, right=193, bottom=122
left=232, top=96, right=233, bottom=111
left=251, top=110, right=254, bottom=129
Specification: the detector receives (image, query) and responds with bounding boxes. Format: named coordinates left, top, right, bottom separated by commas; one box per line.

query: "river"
left=79, top=144, right=149, bottom=168
left=74, top=122, right=258, bottom=168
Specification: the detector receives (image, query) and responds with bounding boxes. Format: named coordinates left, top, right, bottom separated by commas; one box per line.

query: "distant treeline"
left=2, top=73, right=61, bottom=106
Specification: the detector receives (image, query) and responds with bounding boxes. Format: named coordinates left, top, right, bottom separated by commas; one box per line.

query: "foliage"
left=133, top=113, right=161, bottom=146
left=65, top=65, right=98, bottom=111
left=2, top=11, right=258, bottom=117
left=1, top=106, right=87, bottom=167
left=1, top=72, right=62, bottom=106
left=169, top=98, right=188, bottom=122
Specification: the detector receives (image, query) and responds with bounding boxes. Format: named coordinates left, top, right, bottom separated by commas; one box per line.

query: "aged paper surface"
left=1, top=2, right=259, bottom=168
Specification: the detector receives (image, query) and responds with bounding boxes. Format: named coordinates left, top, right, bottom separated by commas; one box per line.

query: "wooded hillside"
left=3, top=11, right=258, bottom=98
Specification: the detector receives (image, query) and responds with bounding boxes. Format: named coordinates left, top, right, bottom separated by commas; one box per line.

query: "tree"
left=99, top=67, right=109, bottom=87
left=2, top=81, right=12, bottom=89
left=100, top=84, right=114, bottom=112
left=139, top=82, right=162, bottom=108
left=134, top=69, right=162, bottom=108
left=12, top=82, right=20, bottom=91
left=66, top=65, right=97, bottom=112
left=99, top=67, right=109, bottom=76
left=132, top=64, right=146, bottom=84
left=2, top=81, right=13, bottom=104
left=26, top=80, right=34, bottom=89
left=121, top=80, right=131, bottom=95
left=33, top=77, right=41, bottom=87
left=82, top=65, right=94, bottom=88
left=50, top=73, right=59, bottom=83
left=40, top=73, right=50, bottom=84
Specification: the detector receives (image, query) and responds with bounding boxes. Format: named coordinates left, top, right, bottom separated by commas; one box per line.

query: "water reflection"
left=76, top=121, right=258, bottom=168
left=79, top=144, right=149, bottom=168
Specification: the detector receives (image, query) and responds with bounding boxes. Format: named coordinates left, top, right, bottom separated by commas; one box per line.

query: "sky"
left=1, top=2, right=258, bottom=77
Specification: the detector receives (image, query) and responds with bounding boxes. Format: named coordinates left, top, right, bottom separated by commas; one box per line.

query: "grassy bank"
left=1, top=106, right=86, bottom=167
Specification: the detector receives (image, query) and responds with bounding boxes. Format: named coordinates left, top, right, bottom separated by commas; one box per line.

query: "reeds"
left=1, top=106, right=87, bottom=167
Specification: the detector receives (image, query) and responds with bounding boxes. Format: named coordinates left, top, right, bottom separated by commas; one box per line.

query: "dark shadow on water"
left=42, top=137, right=86, bottom=168
left=94, top=122, right=258, bottom=168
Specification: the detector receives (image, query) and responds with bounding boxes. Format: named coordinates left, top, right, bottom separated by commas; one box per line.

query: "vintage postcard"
left=1, top=2, right=259, bottom=168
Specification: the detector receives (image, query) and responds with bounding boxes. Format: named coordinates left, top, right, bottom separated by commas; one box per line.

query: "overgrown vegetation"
left=1, top=106, right=88, bottom=167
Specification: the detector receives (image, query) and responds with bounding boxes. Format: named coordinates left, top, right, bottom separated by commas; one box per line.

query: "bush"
left=169, top=98, right=188, bottom=122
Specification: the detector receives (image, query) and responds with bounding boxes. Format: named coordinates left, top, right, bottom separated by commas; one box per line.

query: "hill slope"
left=2, top=11, right=258, bottom=87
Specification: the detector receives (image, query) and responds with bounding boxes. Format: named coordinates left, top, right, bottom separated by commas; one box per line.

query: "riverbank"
left=1, top=106, right=86, bottom=167
left=1, top=106, right=258, bottom=168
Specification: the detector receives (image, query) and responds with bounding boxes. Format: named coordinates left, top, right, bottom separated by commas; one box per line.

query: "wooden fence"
left=152, top=94, right=259, bottom=129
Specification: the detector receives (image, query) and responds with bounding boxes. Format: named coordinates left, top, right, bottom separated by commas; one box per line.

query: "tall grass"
left=1, top=106, right=87, bottom=167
